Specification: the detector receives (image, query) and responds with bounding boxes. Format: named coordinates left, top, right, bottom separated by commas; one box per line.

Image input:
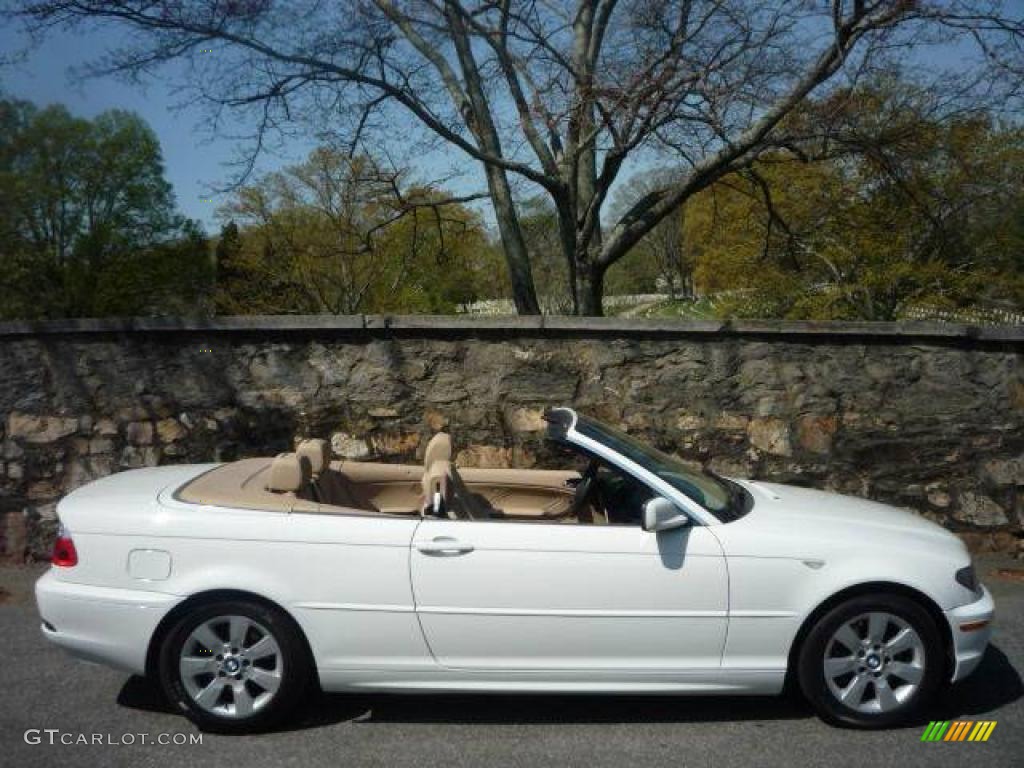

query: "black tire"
left=158, top=599, right=312, bottom=734
left=797, top=593, right=945, bottom=728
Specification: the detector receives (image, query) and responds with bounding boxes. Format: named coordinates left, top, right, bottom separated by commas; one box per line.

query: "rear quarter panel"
left=52, top=468, right=431, bottom=678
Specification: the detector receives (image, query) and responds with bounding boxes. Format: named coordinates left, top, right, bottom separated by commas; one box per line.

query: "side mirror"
left=642, top=497, right=689, bottom=533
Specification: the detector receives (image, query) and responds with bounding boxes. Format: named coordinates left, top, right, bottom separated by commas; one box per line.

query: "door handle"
left=415, top=537, right=474, bottom=555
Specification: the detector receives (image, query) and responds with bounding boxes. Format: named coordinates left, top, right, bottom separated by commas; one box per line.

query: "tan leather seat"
left=296, top=438, right=330, bottom=502
left=421, top=454, right=491, bottom=521
left=266, top=453, right=314, bottom=501
left=296, top=439, right=330, bottom=477
left=422, top=459, right=454, bottom=517
left=423, top=432, right=452, bottom=468
left=420, top=433, right=453, bottom=515
left=298, top=438, right=379, bottom=512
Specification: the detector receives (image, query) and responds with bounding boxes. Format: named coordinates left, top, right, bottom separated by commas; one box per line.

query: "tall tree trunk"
left=563, top=0, right=604, bottom=317
left=443, top=3, right=541, bottom=316
left=484, top=164, right=541, bottom=315
left=553, top=197, right=579, bottom=313
left=572, top=251, right=605, bottom=316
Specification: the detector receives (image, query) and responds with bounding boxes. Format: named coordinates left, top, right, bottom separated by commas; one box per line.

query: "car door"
left=410, top=514, right=728, bottom=673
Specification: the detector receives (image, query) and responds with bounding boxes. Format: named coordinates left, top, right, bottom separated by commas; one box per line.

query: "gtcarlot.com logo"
left=921, top=721, right=997, bottom=742
left=24, top=729, right=202, bottom=746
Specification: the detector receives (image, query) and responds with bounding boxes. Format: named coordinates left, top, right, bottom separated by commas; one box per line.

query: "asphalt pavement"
left=1, top=557, right=1021, bottom=768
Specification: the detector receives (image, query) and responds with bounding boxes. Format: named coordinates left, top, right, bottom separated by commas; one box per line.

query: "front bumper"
left=36, top=569, right=181, bottom=675
left=945, top=584, right=995, bottom=682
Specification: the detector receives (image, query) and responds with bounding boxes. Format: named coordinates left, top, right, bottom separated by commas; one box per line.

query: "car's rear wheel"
left=158, top=600, right=311, bottom=733
left=797, top=593, right=944, bottom=728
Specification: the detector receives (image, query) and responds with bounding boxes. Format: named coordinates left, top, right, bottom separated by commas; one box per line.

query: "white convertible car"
left=37, top=408, right=993, bottom=732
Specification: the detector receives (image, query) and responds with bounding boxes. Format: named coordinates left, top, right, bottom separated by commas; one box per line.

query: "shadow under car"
left=117, top=643, right=1021, bottom=732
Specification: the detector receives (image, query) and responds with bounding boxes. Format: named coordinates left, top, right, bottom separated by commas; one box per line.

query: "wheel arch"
left=144, top=589, right=318, bottom=684
left=784, top=580, right=953, bottom=691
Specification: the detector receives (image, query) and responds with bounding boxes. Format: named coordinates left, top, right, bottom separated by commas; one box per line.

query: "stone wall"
left=1, top=315, right=1021, bottom=559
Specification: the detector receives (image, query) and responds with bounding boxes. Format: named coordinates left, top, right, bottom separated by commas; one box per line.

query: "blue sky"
left=0, top=22, right=327, bottom=231
left=0, top=17, right=605, bottom=234
left=0, top=13, right=999, bottom=235
left=1, top=17, right=505, bottom=232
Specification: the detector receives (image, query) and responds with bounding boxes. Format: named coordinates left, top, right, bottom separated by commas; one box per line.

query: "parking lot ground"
left=1, top=555, right=1021, bottom=768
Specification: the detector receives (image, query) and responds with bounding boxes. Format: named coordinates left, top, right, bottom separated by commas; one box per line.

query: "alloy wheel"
left=823, top=610, right=926, bottom=714
left=178, top=614, right=284, bottom=718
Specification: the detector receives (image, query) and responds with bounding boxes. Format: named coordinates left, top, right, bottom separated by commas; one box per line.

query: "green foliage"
left=0, top=99, right=210, bottom=319
left=213, top=219, right=291, bottom=315
left=607, top=173, right=692, bottom=299
left=683, top=104, right=1024, bottom=321
left=3, top=83, right=1021, bottom=322
left=215, top=148, right=504, bottom=315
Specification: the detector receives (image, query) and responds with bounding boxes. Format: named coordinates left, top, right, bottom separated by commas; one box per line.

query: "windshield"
left=573, top=415, right=732, bottom=514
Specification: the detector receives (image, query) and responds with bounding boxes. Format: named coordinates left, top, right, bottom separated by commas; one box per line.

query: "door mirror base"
left=642, top=497, right=690, bottom=533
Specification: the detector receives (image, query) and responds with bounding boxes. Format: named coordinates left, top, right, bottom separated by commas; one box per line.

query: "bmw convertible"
left=36, top=407, right=994, bottom=732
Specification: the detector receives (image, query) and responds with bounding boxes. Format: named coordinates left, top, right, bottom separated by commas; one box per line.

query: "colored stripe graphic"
left=922, top=720, right=996, bottom=742
left=944, top=721, right=965, bottom=741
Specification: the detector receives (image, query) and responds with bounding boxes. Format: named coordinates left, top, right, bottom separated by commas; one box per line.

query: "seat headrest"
left=296, top=438, right=330, bottom=475
left=267, top=453, right=312, bottom=493
left=423, top=432, right=452, bottom=470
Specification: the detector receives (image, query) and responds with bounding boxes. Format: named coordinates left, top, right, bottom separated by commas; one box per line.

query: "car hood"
left=729, top=479, right=960, bottom=549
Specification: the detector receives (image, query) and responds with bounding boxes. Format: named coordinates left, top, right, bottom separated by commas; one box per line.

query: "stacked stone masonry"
left=0, top=315, right=1020, bottom=559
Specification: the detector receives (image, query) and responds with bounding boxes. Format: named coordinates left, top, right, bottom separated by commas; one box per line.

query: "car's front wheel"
left=158, top=599, right=312, bottom=733
left=797, top=593, right=945, bottom=728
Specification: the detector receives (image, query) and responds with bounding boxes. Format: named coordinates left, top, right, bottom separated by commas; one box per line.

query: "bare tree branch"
left=9, top=0, right=1021, bottom=314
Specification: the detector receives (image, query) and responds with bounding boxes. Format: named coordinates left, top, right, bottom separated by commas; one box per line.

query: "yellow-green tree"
left=684, top=108, right=1024, bottom=320
left=215, top=148, right=502, bottom=315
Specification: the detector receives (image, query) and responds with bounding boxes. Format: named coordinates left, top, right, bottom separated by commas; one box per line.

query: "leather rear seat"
left=297, top=438, right=380, bottom=512
left=266, top=453, right=315, bottom=502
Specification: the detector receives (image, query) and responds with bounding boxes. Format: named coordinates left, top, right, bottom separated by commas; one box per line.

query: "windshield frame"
left=547, top=408, right=730, bottom=526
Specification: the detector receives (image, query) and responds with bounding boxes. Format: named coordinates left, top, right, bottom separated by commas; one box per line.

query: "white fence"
left=463, top=292, right=1023, bottom=326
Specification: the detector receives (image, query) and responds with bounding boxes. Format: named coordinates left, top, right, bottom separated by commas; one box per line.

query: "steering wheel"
left=567, top=459, right=600, bottom=519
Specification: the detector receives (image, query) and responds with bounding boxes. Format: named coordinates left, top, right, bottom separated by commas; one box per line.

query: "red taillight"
left=51, top=524, right=78, bottom=567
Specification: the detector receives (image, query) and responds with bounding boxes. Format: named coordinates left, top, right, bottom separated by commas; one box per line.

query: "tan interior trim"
left=175, top=453, right=590, bottom=522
